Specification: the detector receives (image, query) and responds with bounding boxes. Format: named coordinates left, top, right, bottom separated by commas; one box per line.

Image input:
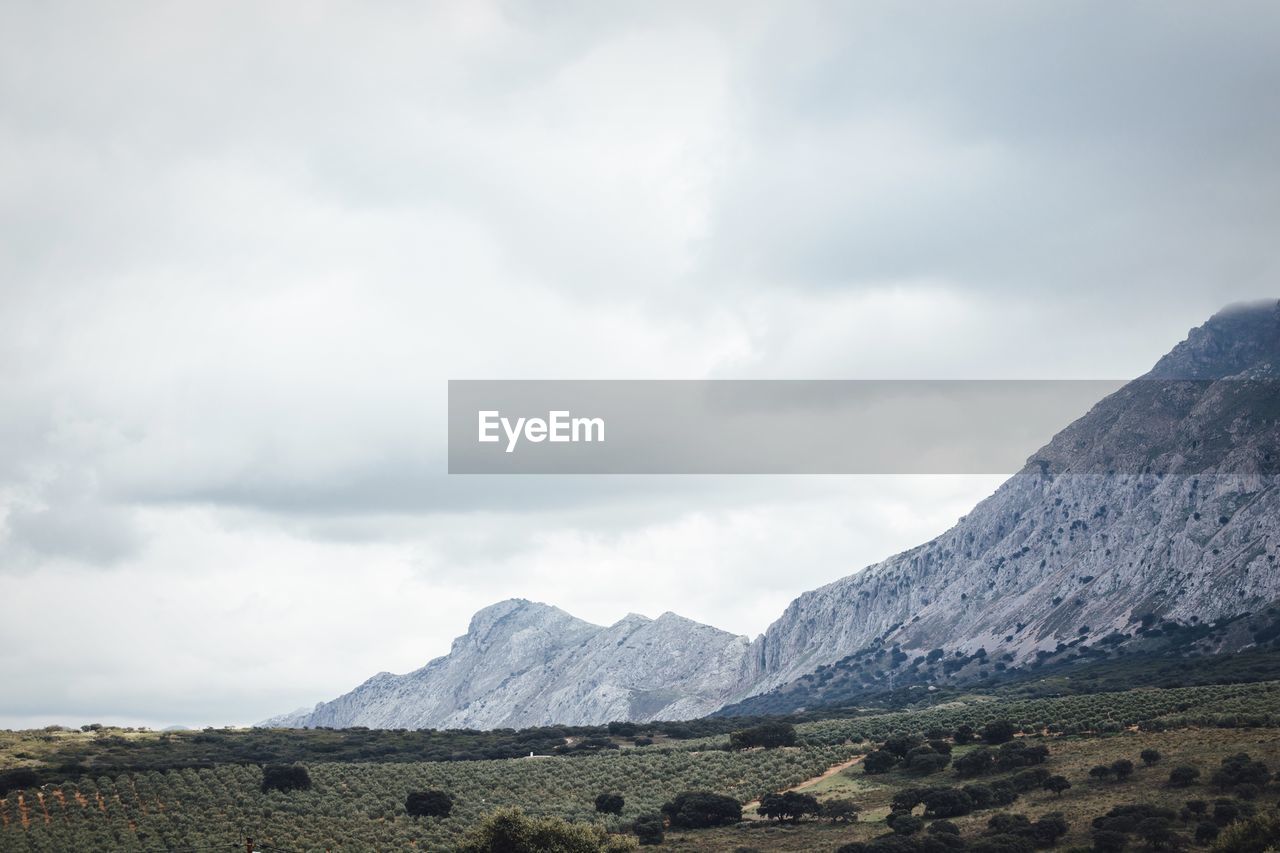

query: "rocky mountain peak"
left=1148, top=299, right=1280, bottom=380
left=466, top=597, right=579, bottom=631
left=267, top=599, right=750, bottom=729
left=731, top=301, right=1280, bottom=704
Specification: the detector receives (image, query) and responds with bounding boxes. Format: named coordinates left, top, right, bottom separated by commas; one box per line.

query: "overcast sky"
left=2, top=1, right=1277, bottom=729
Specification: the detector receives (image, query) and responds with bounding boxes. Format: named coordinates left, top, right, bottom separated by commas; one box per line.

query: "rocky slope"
left=268, top=300, right=1280, bottom=729
left=265, top=598, right=750, bottom=729
left=730, top=300, right=1280, bottom=704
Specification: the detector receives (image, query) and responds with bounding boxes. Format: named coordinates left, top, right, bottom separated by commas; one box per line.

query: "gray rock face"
left=733, top=300, right=1280, bottom=695
left=264, top=599, right=751, bottom=729
left=267, top=301, right=1280, bottom=729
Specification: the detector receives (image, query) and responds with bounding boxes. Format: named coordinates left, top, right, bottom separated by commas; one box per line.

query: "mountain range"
left=266, top=300, right=1280, bottom=729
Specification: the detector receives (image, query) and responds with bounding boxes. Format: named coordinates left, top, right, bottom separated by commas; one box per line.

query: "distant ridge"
left=264, top=598, right=749, bottom=728
left=267, top=301, right=1280, bottom=728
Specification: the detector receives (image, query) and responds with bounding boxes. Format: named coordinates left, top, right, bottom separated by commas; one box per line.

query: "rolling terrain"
left=4, top=681, right=1280, bottom=850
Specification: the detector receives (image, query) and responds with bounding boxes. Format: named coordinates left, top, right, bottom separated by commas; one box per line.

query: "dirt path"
left=742, top=754, right=863, bottom=816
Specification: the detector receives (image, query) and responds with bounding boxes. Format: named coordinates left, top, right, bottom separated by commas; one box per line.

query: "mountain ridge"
left=264, top=597, right=751, bottom=729
left=267, top=300, right=1280, bottom=729
left=728, top=299, right=1280, bottom=706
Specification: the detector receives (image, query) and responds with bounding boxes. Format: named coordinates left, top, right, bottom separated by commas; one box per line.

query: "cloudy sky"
left=2, top=1, right=1277, bottom=728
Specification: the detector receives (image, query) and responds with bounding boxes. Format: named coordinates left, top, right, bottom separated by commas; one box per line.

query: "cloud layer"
left=1, top=1, right=1276, bottom=726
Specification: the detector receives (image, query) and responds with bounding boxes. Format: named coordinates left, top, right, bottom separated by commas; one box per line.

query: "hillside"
left=5, top=682, right=1280, bottom=850
left=268, top=300, right=1280, bottom=729
left=729, top=300, right=1280, bottom=711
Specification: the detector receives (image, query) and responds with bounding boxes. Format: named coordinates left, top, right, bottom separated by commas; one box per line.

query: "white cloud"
left=0, top=0, right=1275, bottom=725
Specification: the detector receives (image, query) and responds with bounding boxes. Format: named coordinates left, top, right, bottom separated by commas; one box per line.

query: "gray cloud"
left=706, top=3, right=1280, bottom=307
left=0, top=1, right=1275, bottom=726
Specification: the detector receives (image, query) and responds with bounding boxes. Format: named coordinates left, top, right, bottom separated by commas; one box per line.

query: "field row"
left=796, top=681, right=1280, bottom=744
left=0, top=744, right=858, bottom=851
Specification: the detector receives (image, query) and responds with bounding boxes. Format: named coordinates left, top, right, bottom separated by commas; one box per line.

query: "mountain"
left=265, top=599, right=750, bottom=729
left=267, top=300, right=1280, bottom=729
left=725, top=299, right=1280, bottom=711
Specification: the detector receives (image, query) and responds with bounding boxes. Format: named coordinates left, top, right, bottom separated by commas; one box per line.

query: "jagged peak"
left=465, top=598, right=595, bottom=636
left=1146, top=299, right=1280, bottom=380
left=651, top=611, right=747, bottom=639
left=1213, top=299, right=1280, bottom=320
left=654, top=610, right=696, bottom=625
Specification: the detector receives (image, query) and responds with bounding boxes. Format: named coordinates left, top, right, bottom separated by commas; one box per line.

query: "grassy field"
left=0, top=744, right=859, bottom=850
left=663, top=727, right=1280, bottom=851
left=2, top=682, right=1279, bottom=850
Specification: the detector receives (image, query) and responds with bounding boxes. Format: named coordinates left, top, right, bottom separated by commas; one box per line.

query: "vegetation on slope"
left=2, top=682, right=1280, bottom=850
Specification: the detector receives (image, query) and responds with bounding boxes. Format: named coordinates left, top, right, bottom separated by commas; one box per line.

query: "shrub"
left=261, top=764, right=311, bottom=793
left=885, top=733, right=925, bottom=758
left=892, top=788, right=928, bottom=812
left=989, top=780, right=1019, bottom=806
left=633, top=813, right=664, bottom=846
left=987, top=814, right=1033, bottom=836
left=997, top=743, right=1050, bottom=770
left=595, top=792, right=625, bottom=815
left=1212, top=753, right=1271, bottom=789
left=1111, top=759, right=1135, bottom=782
left=922, top=788, right=975, bottom=819
left=963, top=783, right=995, bottom=809
left=983, top=812, right=1069, bottom=849
left=906, top=746, right=951, bottom=774
left=1043, top=776, right=1071, bottom=797
left=1092, top=804, right=1177, bottom=835
left=1234, top=783, right=1262, bottom=801
left=864, top=749, right=899, bottom=774
left=661, top=791, right=741, bottom=828
left=1091, top=829, right=1128, bottom=853
left=1140, top=749, right=1162, bottom=766
left=1195, top=822, right=1219, bottom=845
left=458, top=807, right=637, bottom=852
left=0, top=769, right=39, bottom=796
left=982, top=720, right=1017, bottom=745
left=406, top=789, right=453, bottom=819
left=729, top=722, right=797, bottom=750
left=1212, top=799, right=1250, bottom=828
left=1136, top=816, right=1179, bottom=850
left=1208, top=810, right=1280, bottom=853
left=955, top=748, right=997, bottom=777
left=1029, top=813, right=1069, bottom=847
left=1169, top=765, right=1201, bottom=787
left=888, top=812, right=925, bottom=835
left=757, top=791, right=819, bottom=823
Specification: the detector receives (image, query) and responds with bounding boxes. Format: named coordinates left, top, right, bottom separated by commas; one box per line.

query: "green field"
left=0, top=745, right=858, bottom=851
left=2, top=682, right=1280, bottom=851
